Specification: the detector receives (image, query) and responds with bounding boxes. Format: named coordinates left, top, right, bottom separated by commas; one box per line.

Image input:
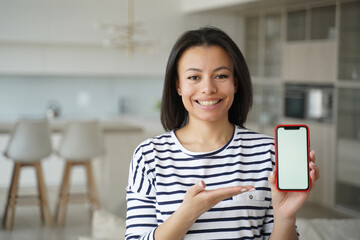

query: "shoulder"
left=232, top=125, right=275, bottom=155
left=133, top=131, right=175, bottom=156
left=234, top=126, right=274, bottom=142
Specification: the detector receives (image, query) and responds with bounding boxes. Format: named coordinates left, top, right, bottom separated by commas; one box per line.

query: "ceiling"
left=184, top=0, right=337, bottom=13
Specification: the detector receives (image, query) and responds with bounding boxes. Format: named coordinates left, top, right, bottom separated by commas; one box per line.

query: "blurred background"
left=0, top=0, right=359, bottom=239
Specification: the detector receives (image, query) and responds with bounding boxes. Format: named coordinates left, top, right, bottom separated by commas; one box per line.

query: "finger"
left=268, top=170, right=276, bottom=184
left=310, top=168, right=316, bottom=187
left=310, top=150, right=316, bottom=163
left=206, top=185, right=255, bottom=203
left=186, top=180, right=206, bottom=198
left=310, top=161, right=320, bottom=181
left=268, top=171, right=278, bottom=193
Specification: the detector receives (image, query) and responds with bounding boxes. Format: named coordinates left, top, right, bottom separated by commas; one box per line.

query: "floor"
left=0, top=199, right=351, bottom=240
left=0, top=204, right=92, bottom=240
left=0, top=187, right=93, bottom=240
left=297, top=202, right=351, bottom=219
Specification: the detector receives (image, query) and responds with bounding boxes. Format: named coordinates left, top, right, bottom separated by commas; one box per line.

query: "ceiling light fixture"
left=95, top=0, right=154, bottom=56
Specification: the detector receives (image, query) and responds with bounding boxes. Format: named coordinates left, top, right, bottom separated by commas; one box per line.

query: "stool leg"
left=2, top=163, right=21, bottom=230
left=2, top=162, right=18, bottom=227
left=54, top=161, right=72, bottom=227
left=35, top=164, right=45, bottom=223
left=35, top=162, right=53, bottom=227
left=85, top=161, right=100, bottom=215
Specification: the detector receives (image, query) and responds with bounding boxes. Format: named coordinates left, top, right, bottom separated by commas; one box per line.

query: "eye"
left=215, top=74, right=228, bottom=79
left=187, top=75, right=200, bottom=80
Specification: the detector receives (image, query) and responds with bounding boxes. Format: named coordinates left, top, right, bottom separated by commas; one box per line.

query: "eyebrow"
left=185, top=66, right=232, bottom=72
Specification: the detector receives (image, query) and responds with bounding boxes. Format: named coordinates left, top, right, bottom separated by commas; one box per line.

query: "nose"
left=201, top=77, right=217, bottom=94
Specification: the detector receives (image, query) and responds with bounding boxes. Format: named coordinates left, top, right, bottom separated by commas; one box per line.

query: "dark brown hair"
left=160, top=26, right=252, bottom=131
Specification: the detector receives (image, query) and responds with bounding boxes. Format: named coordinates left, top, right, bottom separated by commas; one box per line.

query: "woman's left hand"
left=268, top=150, right=320, bottom=220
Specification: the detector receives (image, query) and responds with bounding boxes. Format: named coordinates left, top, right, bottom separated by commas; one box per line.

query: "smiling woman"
left=125, top=26, right=320, bottom=240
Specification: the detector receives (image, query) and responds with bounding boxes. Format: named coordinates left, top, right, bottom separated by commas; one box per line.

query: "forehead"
left=178, top=45, right=233, bottom=70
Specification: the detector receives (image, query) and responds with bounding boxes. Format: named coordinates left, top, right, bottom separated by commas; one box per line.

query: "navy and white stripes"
left=126, top=126, right=276, bottom=239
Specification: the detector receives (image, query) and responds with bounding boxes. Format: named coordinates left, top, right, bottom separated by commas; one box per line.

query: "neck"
left=189, top=118, right=233, bottom=141
left=175, top=117, right=234, bottom=152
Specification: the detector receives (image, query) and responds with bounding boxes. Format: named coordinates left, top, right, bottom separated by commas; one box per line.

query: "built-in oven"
left=284, top=83, right=334, bottom=122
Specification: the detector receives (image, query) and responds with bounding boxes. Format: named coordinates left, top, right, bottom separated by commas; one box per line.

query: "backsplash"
left=0, top=75, right=164, bottom=120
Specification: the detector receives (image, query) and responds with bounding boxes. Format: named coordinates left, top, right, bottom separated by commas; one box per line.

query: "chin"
left=193, top=113, right=229, bottom=123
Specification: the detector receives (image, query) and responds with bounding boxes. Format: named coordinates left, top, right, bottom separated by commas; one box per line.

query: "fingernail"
left=311, top=150, right=315, bottom=155
left=198, top=181, right=204, bottom=188
left=249, top=188, right=256, bottom=192
left=241, top=188, right=248, bottom=192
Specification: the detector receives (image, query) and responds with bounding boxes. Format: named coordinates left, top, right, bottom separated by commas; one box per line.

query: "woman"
left=126, top=27, right=319, bottom=240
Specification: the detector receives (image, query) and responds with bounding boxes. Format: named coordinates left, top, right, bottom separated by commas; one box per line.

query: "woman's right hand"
left=180, top=180, right=255, bottom=221
left=155, top=180, right=255, bottom=240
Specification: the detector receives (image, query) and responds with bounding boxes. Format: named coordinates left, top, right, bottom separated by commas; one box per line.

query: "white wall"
left=0, top=0, right=243, bottom=76
left=0, top=76, right=164, bottom=119
left=0, top=0, right=245, bottom=120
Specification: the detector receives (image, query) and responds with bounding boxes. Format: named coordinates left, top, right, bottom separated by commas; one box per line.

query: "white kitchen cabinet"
left=245, top=16, right=260, bottom=77
left=264, top=13, right=282, bottom=78
left=282, top=42, right=308, bottom=81
left=336, top=88, right=360, bottom=213
left=283, top=4, right=337, bottom=83
left=286, top=9, right=306, bottom=41
left=337, top=139, right=360, bottom=187
left=310, top=5, right=336, bottom=40
left=338, top=1, right=360, bottom=81
left=283, top=41, right=337, bottom=83
left=245, top=12, right=283, bottom=134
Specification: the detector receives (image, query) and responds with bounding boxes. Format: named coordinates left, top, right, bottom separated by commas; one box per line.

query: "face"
left=177, top=45, right=237, bottom=124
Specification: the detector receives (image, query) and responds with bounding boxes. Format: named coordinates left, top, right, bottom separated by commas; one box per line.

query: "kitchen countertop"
left=0, top=117, right=147, bottom=134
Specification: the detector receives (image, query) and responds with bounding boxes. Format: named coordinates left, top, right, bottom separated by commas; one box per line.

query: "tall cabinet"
left=245, top=12, right=283, bottom=137
left=336, top=0, right=360, bottom=214
left=244, top=0, right=360, bottom=214
left=283, top=5, right=337, bottom=83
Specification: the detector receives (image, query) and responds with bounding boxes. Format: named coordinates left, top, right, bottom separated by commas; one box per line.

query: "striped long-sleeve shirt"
left=126, top=125, right=276, bottom=239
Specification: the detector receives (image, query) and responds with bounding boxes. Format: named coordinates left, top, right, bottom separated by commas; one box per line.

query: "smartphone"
left=275, top=125, right=310, bottom=192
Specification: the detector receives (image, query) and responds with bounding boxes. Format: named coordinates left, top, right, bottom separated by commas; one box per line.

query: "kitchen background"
left=0, top=0, right=359, bottom=238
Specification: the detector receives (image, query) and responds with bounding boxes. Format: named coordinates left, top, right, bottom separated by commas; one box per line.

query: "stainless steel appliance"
left=284, top=83, right=334, bottom=122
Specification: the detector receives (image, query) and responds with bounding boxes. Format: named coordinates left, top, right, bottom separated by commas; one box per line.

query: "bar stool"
left=2, top=119, right=53, bottom=230
left=54, top=120, right=104, bottom=227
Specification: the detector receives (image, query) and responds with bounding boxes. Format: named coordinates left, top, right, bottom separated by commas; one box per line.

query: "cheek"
left=178, top=83, right=193, bottom=97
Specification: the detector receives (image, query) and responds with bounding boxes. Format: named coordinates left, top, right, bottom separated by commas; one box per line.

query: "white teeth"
left=197, top=100, right=219, bottom=106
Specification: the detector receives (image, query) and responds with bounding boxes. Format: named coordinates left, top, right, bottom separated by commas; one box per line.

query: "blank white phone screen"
left=277, top=127, right=309, bottom=190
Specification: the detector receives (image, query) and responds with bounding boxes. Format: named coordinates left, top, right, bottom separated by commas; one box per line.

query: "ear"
left=176, top=79, right=182, bottom=96
left=234, top=78, right=238, bottom=93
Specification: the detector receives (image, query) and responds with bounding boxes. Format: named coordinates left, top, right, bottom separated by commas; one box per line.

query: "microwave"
left=284, top=83, right=334, bottom=122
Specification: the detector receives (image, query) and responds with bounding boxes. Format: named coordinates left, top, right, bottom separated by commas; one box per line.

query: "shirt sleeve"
left=125, top=144, right=158, bottom=240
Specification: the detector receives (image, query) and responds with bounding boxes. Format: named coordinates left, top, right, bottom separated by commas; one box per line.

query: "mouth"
left=196, top=99, right=222, bottom=106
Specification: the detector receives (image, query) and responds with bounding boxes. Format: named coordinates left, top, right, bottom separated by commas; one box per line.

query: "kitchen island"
left=0, top=116, right=163, bottom=216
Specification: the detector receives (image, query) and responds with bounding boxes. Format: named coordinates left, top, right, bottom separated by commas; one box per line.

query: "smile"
left=196, top=100, right=222, bottom=106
